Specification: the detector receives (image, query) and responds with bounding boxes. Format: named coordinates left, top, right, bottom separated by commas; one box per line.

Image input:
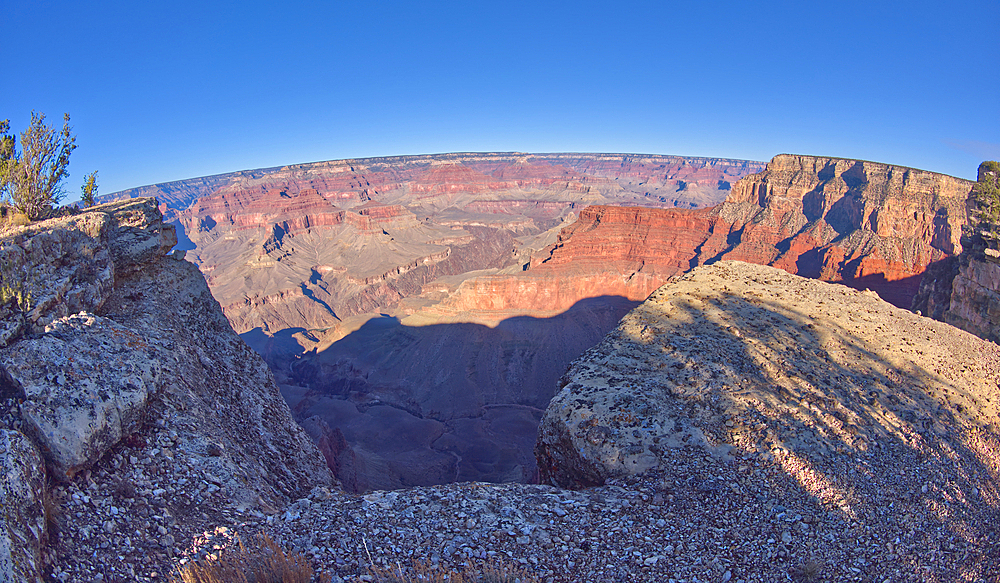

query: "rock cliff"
left=705, top=154, right=972, bottom=308
left=441, top=154, right=972, bottom=319
left=913, top=161, right=1000, bottom=342
left=0, top=199, right=331, bottom=581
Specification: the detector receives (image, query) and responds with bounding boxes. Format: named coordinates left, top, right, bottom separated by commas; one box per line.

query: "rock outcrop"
left=537, top=261, right=998, bottom=485
left=5, top=313, right=161, bottom=479
left=536, top=261, right=999, bottom=577
left=0, top=199, right=332, bottom=580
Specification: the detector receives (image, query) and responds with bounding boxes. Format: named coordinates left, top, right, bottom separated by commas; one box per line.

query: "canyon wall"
left=707, top=154, right=971, bottom=307
left=101, top=152, right=972, bottom=492
left=914, top=161, right=1000, bottom=341
left=438, top=154, right=973, bottom=318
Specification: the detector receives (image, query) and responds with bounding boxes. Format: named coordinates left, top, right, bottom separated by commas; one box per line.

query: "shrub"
left=0, top=112, right=77, bottom=220
left=80, top=170, right=98, bottom=208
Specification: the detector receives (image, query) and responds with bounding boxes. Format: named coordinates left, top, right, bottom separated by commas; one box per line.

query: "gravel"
left=42, top=424, right=998, bottom=582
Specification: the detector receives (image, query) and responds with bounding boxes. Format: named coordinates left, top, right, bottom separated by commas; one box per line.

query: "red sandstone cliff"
left=706, top=154, right=972, bottom=306
left=431, top=154, right=972, bottom=317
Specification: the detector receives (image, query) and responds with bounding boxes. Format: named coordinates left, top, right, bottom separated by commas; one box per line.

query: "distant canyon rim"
left=107, top=152, right=972, bottom=492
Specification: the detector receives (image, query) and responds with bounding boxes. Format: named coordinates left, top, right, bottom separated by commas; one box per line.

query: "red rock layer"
left=442, top=155, right=973, bottom=314
left=345, top=203, right=418, bottom=231
left=112, top=153, right=766, bottom=216
left=535, top=205, right=715, bottom=275
left=707, top=154, right=972, bottom=307
left=178, top=187, right=344, bottom=236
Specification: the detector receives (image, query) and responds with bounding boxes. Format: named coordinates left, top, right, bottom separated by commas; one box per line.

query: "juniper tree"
left=81, top=170, right=98, bottom=207
left=0, top=111, right=77, bottom=220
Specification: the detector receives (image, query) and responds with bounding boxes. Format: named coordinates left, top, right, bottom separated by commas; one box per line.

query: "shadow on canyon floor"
left=252, top=295, right=642, bottom=492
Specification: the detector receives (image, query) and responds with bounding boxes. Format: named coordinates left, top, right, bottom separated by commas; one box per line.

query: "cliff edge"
left=537, top=261, right=999, bottom=578
left=0, top=199, right=332, bottom=582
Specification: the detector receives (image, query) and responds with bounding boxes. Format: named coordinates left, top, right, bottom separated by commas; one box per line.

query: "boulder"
left=2, top=312, right=160, bottom=479
left=0, top=197, right=176, bottom=335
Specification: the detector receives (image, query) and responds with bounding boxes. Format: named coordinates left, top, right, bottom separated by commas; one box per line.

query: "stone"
left=2, top=312, right=160, bottom=479
left=0, top=429, right=47, bottom=583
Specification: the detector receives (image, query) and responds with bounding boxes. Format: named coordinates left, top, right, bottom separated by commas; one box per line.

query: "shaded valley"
left=105, top=152, right=974, bottom=491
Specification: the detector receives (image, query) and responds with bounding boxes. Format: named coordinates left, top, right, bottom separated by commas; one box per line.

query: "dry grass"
left=171, top=532, right=331, bottom=583
left=0, top=209, right=30, bottom=232
left=791, top=557, right=825, bottom=582
left=7, top=212, right=30, bottom=227
left=41, top=482, right=61, bottom=546
left=368, top=557, right=540, bottom=583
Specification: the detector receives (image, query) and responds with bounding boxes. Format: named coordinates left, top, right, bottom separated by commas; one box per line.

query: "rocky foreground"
left=1, top=203, right=998, bottom=583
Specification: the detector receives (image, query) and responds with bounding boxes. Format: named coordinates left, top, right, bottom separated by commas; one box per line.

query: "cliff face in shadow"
left=915, top=162, right=1000, bottom=342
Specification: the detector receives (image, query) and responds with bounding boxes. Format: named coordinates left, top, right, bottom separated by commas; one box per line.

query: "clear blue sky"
left=3, top=0, right=997, bottom=196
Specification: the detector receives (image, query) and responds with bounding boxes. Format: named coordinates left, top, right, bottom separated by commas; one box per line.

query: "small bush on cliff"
left=80, top=170, right=98, bottom=208
left=964, top=161, right=1000, bottom=260
left=0, top=112, right=77, bottom=220
left=0, top=256, right=31, bottom=312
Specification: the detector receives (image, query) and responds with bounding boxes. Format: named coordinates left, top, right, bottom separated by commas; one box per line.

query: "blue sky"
left=3, top=1, right=997, bottom=196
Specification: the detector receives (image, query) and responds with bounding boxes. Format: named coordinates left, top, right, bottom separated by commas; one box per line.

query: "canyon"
left=106, top=152, right=973, bottom=491
left=2, top=159, right=996, bottom=581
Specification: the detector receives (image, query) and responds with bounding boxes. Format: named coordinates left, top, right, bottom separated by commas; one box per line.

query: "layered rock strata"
left=704, top=154, right=972, bottom=308
left=437, top=154, right=973, bottom=319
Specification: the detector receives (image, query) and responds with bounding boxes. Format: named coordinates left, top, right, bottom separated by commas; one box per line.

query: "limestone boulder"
left=0, top=198, right=176, bottom=337
left=2, top=312, right=160, bottom=479
left=0, top=429, right=47, bottom=583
